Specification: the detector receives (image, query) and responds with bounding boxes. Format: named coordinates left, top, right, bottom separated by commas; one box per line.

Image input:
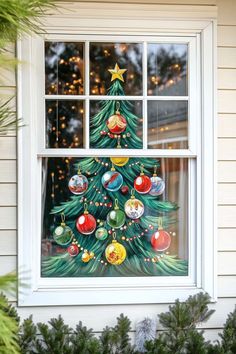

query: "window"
left=18, top=2, right=216, bottom=305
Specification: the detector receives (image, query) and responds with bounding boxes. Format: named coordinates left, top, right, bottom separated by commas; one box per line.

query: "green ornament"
left=95, top=227, right=108, bottom=240
left=53, top=213, right=73, bottom=246
left=107, top=199, right=126, bottom=229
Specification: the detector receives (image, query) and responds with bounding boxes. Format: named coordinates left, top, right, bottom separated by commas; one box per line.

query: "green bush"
left=0, top=292, right=229, bottom=354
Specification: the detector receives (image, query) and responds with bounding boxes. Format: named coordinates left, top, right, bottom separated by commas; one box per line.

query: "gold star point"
left=108, top=63, right=127, bottom=82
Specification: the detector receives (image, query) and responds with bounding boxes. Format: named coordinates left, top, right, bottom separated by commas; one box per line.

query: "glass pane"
left=41, top=157, right=188, bottom=277
left=147, top=44, right=188, bottom=96
left=45, top=42, right=84, bottom=95
left=148, top=101, right=188, bottom=149
left=90, top=42, right=142, bottom=95
left=46, top=100, right=84, bottom=148
left=90, top=100, right=143, bottom=149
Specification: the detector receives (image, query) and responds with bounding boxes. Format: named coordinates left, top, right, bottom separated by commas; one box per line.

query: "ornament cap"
left=84, top=202, right=89, bottom=215
left=60, top=222, right=66, bottom=227
left=153, top=165, right=158, bottom=177
left=131, top=188, right=135, bottom=199
left=158, top=217, right=164, bottom=230
left=115, top=102, right=120, bottom=114
left=111, top=163, right=115, bottom=171
left=140, top=164, right=145, bottom=176
left=114, top=199, right=119, bottom=210
left=117, top=135, right=121, bottom=149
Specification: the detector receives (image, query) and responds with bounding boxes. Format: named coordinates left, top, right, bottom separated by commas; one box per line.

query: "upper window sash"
left=34, top=34, right=199, bottom=156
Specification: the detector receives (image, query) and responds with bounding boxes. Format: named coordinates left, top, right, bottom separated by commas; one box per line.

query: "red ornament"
left=106, top=105, right=127, bottom=134
left=120, top=185, right=129, bottom=195
left=151, top=229, right=171, bottom=251
left=134, top=175, right=152, bottom=194
left=67, top=244, right=79, bottom=257
left=76, top=203, right=97, bottom=235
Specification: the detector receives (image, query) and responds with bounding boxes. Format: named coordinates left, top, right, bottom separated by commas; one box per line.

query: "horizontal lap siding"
left=0, top=0, right=235, bottom=343
left=215, top=1, right=236, bottom=336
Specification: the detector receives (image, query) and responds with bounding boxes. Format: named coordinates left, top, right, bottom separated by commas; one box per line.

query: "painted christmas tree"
left=42, top=63, right=188, bottom=277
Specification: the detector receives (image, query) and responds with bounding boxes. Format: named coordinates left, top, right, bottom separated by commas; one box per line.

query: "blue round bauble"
left=101, top=171, right=123, bottom=192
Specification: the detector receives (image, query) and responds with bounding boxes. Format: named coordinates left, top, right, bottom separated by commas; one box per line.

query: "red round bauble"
left=76, top=213, right=97, bottom=235
left=106, top=113, right=127, bottom=134
left=120, top=185, right=129, bottom=195
left=151, top=229, right=171, bottom=251
left=67, top=244, right=79, bottom=257
left=134, top=175, right=152, bottom=194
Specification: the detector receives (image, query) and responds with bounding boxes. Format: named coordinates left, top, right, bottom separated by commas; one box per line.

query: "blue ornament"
left=101, top=170, right=123, bottom=192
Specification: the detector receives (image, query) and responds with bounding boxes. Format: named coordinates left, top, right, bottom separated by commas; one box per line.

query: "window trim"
left=17, top=2, right=217, bottom=306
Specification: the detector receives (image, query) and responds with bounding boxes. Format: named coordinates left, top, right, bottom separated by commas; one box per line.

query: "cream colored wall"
left=0, top=0, right=235, bottom=341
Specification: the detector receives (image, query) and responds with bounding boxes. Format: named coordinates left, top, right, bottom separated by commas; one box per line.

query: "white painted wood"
left=218, top=69, right=236, bottom=90
left=218, top=229, right=236, bottom=251
left=0, top=230, right=16, bottom=255
left=0, top=160, right=16, bottom=182
left=0, top=207, right=16, bottom=230
left=18, top=5, right=217, bottom=306
left=217, top=0, right=236, bottom=26
left=218, top=26, right=236, bottom=47
left=218, top=139, right=236, bottom=160
left=218, top=252, right=236, bottom=275
left=218, top=114, right=236, bottom=137
left=0, top=184, right=16, bottom=206
left=61, top=0, right=217, bottom=4
left=218, top=206, right=236, bottom=227
left=218, top=276, right=236, bottom=297
left=0, top=137, right=16, bottom=159
left=218, top=161, right=236, bottom=182
left=218, top=48, right=236, bottom=68
left=203, top=329, right=222, bottom=343
left=16, top=297, right=236, bottom=330
left=0, top=255, right=16, bottom=275
left=218, top=184, right=236, bottom=205
left=218, top=91, right=236, bottom=113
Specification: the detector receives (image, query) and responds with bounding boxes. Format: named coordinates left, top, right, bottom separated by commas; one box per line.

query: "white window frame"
left=17, top=2, right=217, bottom=306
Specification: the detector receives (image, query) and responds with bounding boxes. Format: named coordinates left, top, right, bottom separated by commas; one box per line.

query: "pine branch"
left=19, top=315, right=38, bottom=353
left=70, top=321, right=101, bottom=354
left=0, top=293, right=20, bottom=354
left=0, top=99, right=22, bottom=135
left=0, top=0, right=57, bottom=42
left=34, top=316, right=72, bottom=354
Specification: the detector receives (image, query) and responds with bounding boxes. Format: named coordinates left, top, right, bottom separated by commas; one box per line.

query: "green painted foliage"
left=42, top=79, right=188, bottom=277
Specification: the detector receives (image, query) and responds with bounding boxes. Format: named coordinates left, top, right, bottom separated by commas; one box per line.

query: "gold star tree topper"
left=108, top=63, right=127, bottom=82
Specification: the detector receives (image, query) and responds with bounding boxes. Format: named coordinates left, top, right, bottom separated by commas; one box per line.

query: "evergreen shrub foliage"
left=9, top=292, right=235, bottom=354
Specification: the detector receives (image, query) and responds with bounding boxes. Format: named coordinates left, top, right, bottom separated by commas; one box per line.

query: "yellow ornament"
left=110, top=157, right=129, bottom=167
left=82, top=250, right=94, bottom=263
left=105, top=240, right=126, bottom=265
left=108, top=63, right=127, bottom=82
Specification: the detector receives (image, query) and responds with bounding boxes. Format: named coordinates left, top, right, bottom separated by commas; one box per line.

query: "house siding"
left=0, top=0, right=235, bottom=341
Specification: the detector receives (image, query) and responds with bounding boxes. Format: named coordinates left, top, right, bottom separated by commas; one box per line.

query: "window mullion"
left=85, top=40, right=90, bottom=149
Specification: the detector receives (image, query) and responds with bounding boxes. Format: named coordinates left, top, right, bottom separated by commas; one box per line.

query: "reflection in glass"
left=41, top=157, right=188, bottom=277
left=148, top=44, right=188, bottom=96
left=90, top=100, right=143, bottom=149
left=45, top=42, right=84, bottom=95
left=46, top=100, right=84, bottom=148
left=148, top=101, right=188, bottom=149
left=90, top=43, right=142, bottom=95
